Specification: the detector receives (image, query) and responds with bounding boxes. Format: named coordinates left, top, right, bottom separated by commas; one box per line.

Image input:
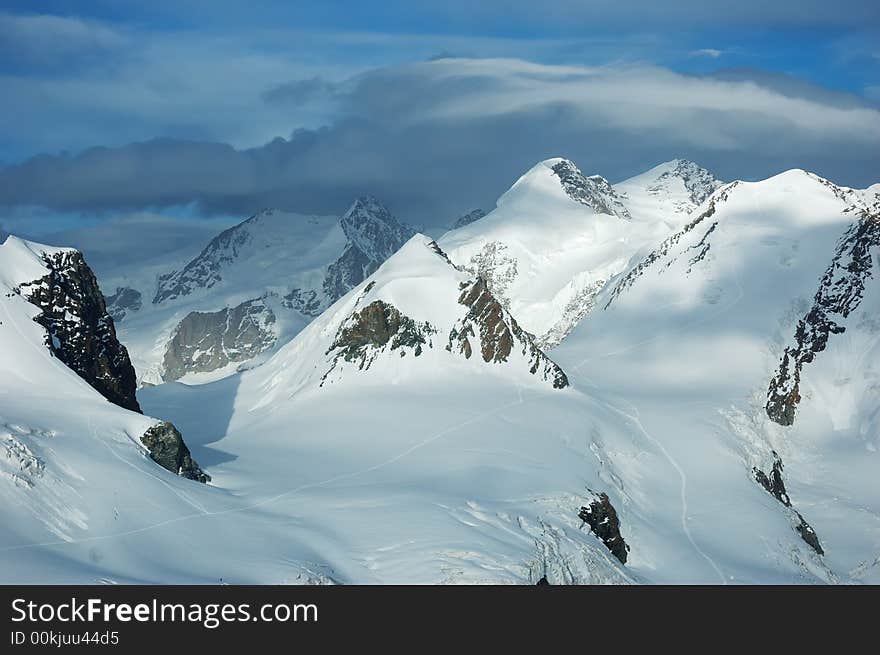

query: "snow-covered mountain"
left=439, top=157, right=720, bottom=348
left=107, top=196, right=414, bottom=385
left=1, top=161, right=877, bottom=585
left=614, top=158, right=723, bottom=226
left=554, top=170, right=880, bottom=582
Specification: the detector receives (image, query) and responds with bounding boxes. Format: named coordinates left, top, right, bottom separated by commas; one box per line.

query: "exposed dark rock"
left=322, top=196, right=415, bottom=304
left=579, top=492, right=629, bottom=564
left=449, top=278, right=569, bottom=389
left=550, top=160, right=630, bottom=219
left=427, top=239, right=456, bottom=267
left=104, top=286, right=142, bottom=322
left=766, top=211, right=879, bottom=425
left=140, top=421, right=210, bottom=483
left=16, top=250, right=141, bottom=413
left=796, top=519, right=824, bottom=555
left=753, top=454, right=791, bottom=507
left=162, top=297, right=276, bottom=381
left=323, top=241, right=377, bottom=304
left=753, top=453, right=824, bottom=555
left=535, top=575, right=550, bottom=585
left=451, top=209, right=486, bottom=229
left=323, top=300, right=436, bottom=380
left=686, top=221, right=718, bottom=270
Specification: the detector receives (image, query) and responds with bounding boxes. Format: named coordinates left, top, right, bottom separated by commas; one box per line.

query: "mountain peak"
left=637, top=159, right=722, bottom=207
left=548, top=158, right=631, bottom=219
left=340, top=195, right=414, bottom=263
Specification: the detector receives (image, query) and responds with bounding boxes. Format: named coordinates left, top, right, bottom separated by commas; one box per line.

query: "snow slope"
left=554, top=170, right=880, bottom=582
left=1, top=166, right=877, bottom=586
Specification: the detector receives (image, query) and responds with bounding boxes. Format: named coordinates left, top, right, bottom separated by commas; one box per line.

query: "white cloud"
left=0, top=13, right=127, bottom=62
left=691, top=48, right=723, bottom=58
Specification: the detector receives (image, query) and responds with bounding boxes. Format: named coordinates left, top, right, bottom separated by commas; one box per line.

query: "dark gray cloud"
left=262, top=77, right=337, bottom=107
left=1, top=58, right=878, bottom=226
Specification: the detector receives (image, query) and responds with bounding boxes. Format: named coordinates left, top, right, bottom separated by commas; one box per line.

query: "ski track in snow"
left=0, top=386, right=528, bottom=554
left=606, top=401, right=727, bottom=584
left=562, top=260, right=745, bottom=584
left=0, top=235, right=737, bottom=584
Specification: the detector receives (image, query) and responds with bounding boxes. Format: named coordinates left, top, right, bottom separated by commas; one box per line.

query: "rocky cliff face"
left=162, top=297, right=277, bottom=381
left=578, top=492, right=629, bottom=564
left=753, top=453, right=823, bottom=555
left=140, top=421, right=210, bottom=483
left=766, top=210, right=880, bottom=426
left=449, top=278, right=569, bottom=389
left=16, top=250, right=142, bottom=413
left=551, top=160, right=631, bottom=219
left=323, top=196, right=415, bottom=304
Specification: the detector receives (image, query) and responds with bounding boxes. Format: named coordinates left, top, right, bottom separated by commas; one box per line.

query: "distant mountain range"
left=1, top=157, right=877, bottom=584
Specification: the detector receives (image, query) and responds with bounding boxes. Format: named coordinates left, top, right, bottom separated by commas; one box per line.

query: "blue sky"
left=0, top=1, right=878, bottom=234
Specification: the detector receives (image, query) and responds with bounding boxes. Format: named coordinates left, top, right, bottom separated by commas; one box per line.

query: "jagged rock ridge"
left=605, top=182, right=741, bottom=308
left=323, top=196, right=415, bottom=303
left=766, top=209, right=880, bottom=426
left=16, top=250, right=142, bottom=413
left=153, top=211, right=263, bottom=304
left=449, top=278, right=569, bottom=389
left=753, top=453, right=823, bottom=555
left=551, top=160, right=631, bottom=219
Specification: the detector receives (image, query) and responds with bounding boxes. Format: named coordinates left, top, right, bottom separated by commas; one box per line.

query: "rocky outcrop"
left=766, top=211, right=880, bottom=426
left=16, top=250, right=141, bottom=413
left=551, top=160, right=631, bottom=219
left=323, top=196, right=415, bottom=304
left=451, top=209, right=486, bottom=230
left=140, top=422, right=209, bottom=483
left=753, top=453, right=823, bottom=555
left=162, top=297, right=276, bottom=381
left=753, top=456, right=790, bottom=507
left=449, top=278, right=569, bottom=389
left=578, top=492, right=629, bottom=564
left=323, top=300, right=437, bottom=381
left=104, top=286, right=142, bottom=322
